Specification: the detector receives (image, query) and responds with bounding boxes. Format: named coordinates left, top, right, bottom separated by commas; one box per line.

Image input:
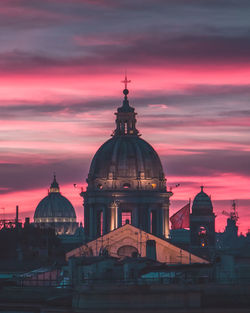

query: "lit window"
left=122, top=211, right=131, bottom=225
left=198, top=226, right=207, bottom=236
left=152, top=183, right=157, bottom=189
left=123, top=183, right=131, bottom=189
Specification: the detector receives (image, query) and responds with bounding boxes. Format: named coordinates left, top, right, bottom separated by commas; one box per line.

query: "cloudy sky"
left=0, top=0, right=250, bottom=233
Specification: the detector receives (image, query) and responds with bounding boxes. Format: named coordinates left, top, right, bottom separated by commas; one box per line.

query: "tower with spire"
left=82, top=77, right=172, bottom=242
left=190, top=186, right=216, bottom=259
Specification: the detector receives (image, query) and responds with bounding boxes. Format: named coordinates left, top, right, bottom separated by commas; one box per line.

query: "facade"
left=82, top=86, right=172, bottom=241
left=190, top=186, right=215, bottom=258
left=34, top=175, right=78, bottom=235
left=66, top=223, right=207, bottom=264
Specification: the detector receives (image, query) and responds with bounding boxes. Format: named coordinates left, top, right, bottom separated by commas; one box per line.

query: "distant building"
left=190, top=186, right=215, bottom=259
left=34, top=175, right=78, bottom=235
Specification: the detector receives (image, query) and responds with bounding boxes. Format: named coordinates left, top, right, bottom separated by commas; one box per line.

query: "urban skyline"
left=0, top=0, right=250, bottom=233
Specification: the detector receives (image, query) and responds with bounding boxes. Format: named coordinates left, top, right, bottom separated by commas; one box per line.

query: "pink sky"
left=0, top=0, right=250, bottom=234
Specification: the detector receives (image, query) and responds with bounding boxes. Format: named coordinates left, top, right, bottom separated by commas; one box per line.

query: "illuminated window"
left=122, top=211, right=131, bottom=225
left=198, top=226, right=208, bottom=247
left=151, top=183, right=157, bottom=189
left=123, top=183, right=131, bottom=189
left=198, top=226, right=207, bottom=236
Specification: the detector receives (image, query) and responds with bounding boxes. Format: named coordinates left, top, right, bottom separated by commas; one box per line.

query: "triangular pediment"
left=66, top=224, right=207, bottom=264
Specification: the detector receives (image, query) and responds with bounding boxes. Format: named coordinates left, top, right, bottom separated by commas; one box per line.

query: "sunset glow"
left=1, top=0, right=250, bottom=234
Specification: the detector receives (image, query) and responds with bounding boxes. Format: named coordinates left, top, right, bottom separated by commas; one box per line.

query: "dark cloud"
left=1, top=29, right=250, bottom=74
left=0, top=157, right=90, bottom=195
left=1, top=148, right=249, bottom=196
left=1, top=84, right=249, bottom=120
left=163, top=149, right=250, bottom=177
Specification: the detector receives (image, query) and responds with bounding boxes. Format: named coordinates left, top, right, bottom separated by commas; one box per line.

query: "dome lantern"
left=49, top=174, right=60, bottom=193
left=113, top=75, right=139, bottom=137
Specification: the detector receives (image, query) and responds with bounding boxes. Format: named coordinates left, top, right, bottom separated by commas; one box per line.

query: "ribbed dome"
left=34, top=175, right=76, bottom=220
left=34, top=193, right=76, bottom=219
left=192, top=187, right=213, bottom=215
left=88, top=136, right=164, bottom=180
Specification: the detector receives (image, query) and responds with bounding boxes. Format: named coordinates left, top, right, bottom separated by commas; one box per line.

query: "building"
left=66, top=222, right=207, bottom=264
left=190, top=186, right=215, bottom=259
left=82, top=83, right=172, bottom=242
left=34, top=175, right=78, bottom=235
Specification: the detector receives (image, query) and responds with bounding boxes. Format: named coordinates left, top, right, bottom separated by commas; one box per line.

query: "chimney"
left=24, top=217, right=30, bottom=228
left=15, top=205, right=19, bottom=225
left=146, top=240, right=156, bottom=260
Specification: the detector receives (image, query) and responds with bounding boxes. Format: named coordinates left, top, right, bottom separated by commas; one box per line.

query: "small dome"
left=192, top=186, right=213, bottom=215
left=88, top=136, right=164, bottom=181
left=34, top=176, right=76, bottom=220
left=34, top=193, right=76, bottom=219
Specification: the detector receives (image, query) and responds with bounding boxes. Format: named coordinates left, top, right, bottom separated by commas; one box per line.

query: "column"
left=102, top=205, right=107, bottom=235
left=157, top=207, right=163, bottom=237
left=110, top=202, right=118, bottom=231
left=162, top=203, right=170, bottom=238
left=148, top=207, right=152, bottom=233
left=132, top=206, right=139, bottom=228
left=89, top=206, right=94, bottom=239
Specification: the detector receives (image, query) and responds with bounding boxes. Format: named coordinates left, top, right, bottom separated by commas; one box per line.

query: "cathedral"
left=82, top=82, right=172, bottom=242
left=34, top=79, right=215, bottom=262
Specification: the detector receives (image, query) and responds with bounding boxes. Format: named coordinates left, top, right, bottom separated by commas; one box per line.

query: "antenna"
left=221, top=200, right=239, bottom=223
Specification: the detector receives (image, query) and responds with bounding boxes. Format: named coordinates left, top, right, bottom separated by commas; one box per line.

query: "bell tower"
left=190, top=186, right=216, bottom=259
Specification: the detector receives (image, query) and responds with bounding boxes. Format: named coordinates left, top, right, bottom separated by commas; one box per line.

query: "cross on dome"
left=121, top=74, right=131, bottom=90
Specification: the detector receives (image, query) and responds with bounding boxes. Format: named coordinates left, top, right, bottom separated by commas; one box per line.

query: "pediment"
left=66, top=224, right=207, bottom=264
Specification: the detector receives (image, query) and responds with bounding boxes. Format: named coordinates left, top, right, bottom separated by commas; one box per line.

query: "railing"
left=12, top=273, right=250, bottom=288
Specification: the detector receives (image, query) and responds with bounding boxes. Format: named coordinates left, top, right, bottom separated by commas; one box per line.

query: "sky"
left=0, top=0, right=250, bottom=234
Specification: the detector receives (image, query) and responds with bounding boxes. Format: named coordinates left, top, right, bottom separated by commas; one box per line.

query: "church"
left=64, top=78, right=214, bottom=263
left=83, top=80, right=171, bottom=242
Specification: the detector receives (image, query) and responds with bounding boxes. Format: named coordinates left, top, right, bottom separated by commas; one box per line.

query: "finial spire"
left=50, top=173, right=60, bottom=193
left=121, top=74, right=131, bottom=90
left=200, top=185, right=204, bottom=192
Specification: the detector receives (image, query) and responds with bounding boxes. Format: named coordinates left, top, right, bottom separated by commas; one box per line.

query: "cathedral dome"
left=86, top=85, right=166, bottom=191
left=34, top=175, right=76, bottom=221
left=192, top=186, right=213, bottom=215
left=89, top=136, right=164, bottom=180
left=83, top=78, right=172, bottom=240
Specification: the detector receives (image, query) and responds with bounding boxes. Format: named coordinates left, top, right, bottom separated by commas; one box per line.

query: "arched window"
left=117, top=245, right=138, bottom=257
left=198, top=226, right=208, bottom=247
